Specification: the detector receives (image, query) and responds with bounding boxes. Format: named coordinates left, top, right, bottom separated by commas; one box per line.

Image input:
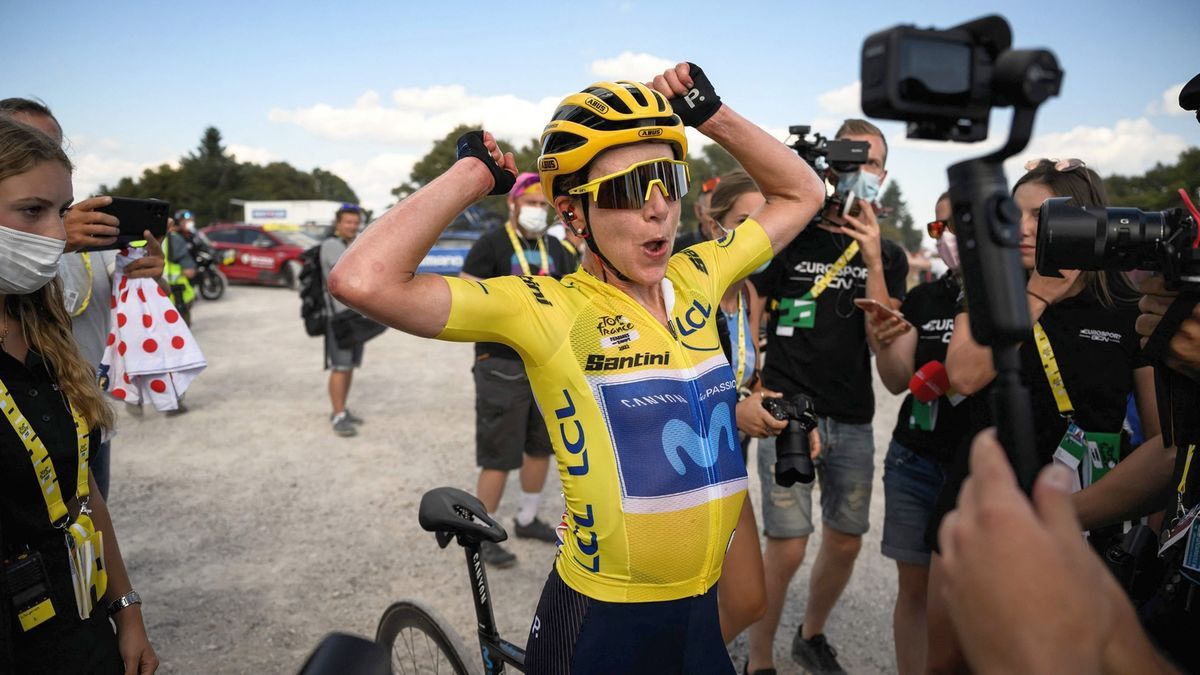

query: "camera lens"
left=1036, top=197, right=1170, bottom=274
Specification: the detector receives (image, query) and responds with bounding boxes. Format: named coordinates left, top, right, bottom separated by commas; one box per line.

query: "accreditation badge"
left=1081, top=431, right=1121, bottom=488
left=1052, top=420, right=1087, bottom=494
left=909, top=399, right=939, bottom=432
left=776, top=297, right=815, bottom=336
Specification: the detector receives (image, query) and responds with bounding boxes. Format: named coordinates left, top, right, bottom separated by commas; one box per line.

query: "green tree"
left=877, top=180, right=921, bottom=251
left=391, top=125, right=541, bottom=223
left=100, top=127, right=360, bottom=226
left=1103, top=147, right=1200, bottom=211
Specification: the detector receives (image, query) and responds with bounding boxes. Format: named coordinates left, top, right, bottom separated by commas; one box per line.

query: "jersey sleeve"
left=674, top=218, right=773, bottom=305
left=436, top=274, right=557, bottom=363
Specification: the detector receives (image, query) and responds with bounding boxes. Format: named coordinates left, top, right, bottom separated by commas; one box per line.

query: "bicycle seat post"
left=460, top=536, right=507, bottom=671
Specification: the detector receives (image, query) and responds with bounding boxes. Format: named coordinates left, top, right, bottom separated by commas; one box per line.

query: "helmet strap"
left=579, top=199, right=632, bottom=283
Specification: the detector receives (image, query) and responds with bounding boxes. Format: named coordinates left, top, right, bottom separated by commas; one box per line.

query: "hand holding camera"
left=762, top=393, right=820, bottom=486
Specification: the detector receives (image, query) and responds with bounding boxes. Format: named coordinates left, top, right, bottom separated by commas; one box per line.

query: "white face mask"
left=0, top=225, right=66, bottom=295
left=517, top=205, right=549, bottom=235
left=937, top=230, right=960, bottom=272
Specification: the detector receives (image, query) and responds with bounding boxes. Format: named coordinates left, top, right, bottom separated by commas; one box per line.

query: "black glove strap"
left=456, top=131, right=516, bottom=196
left=667, top=63, right=722, bottom=128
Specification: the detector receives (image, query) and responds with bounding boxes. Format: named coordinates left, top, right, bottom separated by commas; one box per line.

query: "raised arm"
left=329, top=133, right=515, bottom=337
left=649, top=64, right=824, bottom=254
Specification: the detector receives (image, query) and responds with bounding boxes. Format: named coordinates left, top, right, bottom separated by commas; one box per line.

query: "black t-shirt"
left=461, top=225, right=575, bottom=361
left=890, top=274, right=971, bottom=463
left=933, top=286, right=1146, bottom=539
left=1, top=349, right=104, bottom=652
left=752, top=225, right=909, bottom=423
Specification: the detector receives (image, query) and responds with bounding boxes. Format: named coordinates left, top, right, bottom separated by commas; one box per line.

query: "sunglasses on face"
left=568, top=159, right=691, bottom=210
left=927, top=219, right=955, bottom=239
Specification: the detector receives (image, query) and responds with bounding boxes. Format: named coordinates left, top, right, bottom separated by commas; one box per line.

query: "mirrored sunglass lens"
left=594, top=162, right=686, bottom=209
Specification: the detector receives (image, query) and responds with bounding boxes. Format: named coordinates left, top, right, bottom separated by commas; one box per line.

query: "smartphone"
left=853, top=297, right=912, bottom=326
left=84, top=197, right=170, bottom=251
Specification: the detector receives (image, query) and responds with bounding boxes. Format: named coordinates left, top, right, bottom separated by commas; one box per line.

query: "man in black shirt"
left=460, top=172, right=574, bottom=568
left=747, top=119, right=908, bottom=675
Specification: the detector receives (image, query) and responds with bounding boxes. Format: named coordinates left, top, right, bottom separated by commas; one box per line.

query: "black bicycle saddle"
left=418, top=487, right=509, bottom=543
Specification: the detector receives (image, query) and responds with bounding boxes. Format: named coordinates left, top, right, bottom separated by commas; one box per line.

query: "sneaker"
left=344, top=409, right=365, bottom=425
left=331, top=411, right=357, bottom=437
left=513, top=517, right=559, bottom=543
left=480, top=540, right=516, bottom=569
left=791, top=626, right=845, bottom=674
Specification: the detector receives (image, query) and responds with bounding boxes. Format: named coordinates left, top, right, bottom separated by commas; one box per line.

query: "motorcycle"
left=191, top=233, right=234, bottom=301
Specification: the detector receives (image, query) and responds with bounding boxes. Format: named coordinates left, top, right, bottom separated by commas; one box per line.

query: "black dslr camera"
left=762, top=394, right=818, bottom=487
left=859, top=15, right=1063, bottom=491
left=1037, top=196, right=1200, bottom=291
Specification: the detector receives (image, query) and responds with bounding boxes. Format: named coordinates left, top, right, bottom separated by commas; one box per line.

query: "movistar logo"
left=584, top=351, right=669, bottom=371
left=660, top=402, right=736, bottom=475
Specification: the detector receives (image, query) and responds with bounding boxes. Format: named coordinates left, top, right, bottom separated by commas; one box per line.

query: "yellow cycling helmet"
left=538, top=80, right=688, bottom=199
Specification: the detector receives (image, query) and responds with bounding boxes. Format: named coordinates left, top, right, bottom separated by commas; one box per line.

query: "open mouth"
left=642, top=238, right=670, bottom=257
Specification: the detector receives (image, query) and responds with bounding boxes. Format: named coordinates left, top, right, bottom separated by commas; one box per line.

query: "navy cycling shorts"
left=523, top=567, right=734, bottom=675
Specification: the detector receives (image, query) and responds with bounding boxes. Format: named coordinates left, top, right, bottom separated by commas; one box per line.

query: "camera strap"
left=807, top=240, right=860, bottom=301
left=505, top=221, right=549, bottom=277
left=774, top=240, right=859, bottom=335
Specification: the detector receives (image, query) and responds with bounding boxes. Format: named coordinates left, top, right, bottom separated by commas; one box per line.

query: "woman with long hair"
left=926, top=159, right=1163, bottom=674
left=0, top=116, right=157, bottom=674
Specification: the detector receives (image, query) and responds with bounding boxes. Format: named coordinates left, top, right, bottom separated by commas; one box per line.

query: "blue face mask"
left=834, top=169, right=882, bottom=204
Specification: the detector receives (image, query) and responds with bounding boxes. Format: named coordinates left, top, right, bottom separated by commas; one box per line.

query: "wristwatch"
left=107, top=590, right=142, bottom=616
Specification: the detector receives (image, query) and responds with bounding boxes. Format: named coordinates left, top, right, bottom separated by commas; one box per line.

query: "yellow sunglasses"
left=568, top=158, right=691, bottom=209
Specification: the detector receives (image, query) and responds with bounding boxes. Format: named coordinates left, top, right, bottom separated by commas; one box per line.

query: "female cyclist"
left=330, top=63, right=823, bottom=674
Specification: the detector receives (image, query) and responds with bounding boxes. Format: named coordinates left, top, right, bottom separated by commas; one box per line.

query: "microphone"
left=909, top=361, right=951, bottom=404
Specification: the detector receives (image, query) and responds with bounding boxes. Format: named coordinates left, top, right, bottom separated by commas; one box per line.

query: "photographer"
left=867, top=192, right=970, bottom=675
left=930, top=159, right=1161, bottom=673
left=747, top=119, right=908, bottom=675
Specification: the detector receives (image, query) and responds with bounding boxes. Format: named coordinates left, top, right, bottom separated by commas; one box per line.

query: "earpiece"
left=562, top=210, right=575, bottom=221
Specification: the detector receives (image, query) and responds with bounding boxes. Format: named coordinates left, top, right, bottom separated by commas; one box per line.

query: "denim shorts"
left=757, top=417, right=875, bottom=538
left=324, top=325, right=364, bottom=371
left=881, top=440, right=946, bottom=565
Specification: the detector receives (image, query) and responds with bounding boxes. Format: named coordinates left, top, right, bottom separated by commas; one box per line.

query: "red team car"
left=200, top=223, right=320, bottom=288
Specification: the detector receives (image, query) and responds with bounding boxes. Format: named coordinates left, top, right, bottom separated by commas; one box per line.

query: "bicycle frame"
left=457, top=534, right=526, bottom=674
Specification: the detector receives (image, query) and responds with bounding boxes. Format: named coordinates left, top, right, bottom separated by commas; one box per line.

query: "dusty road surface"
left=109, top=285, right=904, bottom=674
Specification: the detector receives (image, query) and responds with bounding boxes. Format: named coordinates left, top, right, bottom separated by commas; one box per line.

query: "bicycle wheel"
left=376, top=600, right=477, bottom=675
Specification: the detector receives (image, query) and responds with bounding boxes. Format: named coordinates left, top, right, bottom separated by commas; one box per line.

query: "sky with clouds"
left=7, top=0, right=1198, bottom=239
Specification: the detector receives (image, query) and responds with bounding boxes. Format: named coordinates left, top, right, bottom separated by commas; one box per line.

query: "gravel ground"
left=109, top=284, right=903, bottom=674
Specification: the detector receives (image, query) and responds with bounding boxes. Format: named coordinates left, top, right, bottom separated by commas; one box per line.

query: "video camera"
left=859, top=14, right=1063, bottom=491
left=786, top=125, right=870, bottom=220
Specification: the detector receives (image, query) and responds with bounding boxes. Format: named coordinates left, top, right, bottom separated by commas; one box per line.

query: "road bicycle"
left=376, top=487, right=528, bottom=674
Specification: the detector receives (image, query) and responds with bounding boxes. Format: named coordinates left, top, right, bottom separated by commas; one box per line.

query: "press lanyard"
left=1178, top=445, right=1197, bottom=518
left=806, top=240, right=859, bottom=300
left=1032, top=322, right=1075, bottom=417
left=0, top=376, right=90, bottom=528
left=732, top=290, right=747, bottom=387
left=505, top=222, right=550, bottom=276
left=69, top=253, right=94, bottom=318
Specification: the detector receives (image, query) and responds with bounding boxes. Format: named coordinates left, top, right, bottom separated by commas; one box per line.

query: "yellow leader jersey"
left=439, top=220, right=773, bottom=602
